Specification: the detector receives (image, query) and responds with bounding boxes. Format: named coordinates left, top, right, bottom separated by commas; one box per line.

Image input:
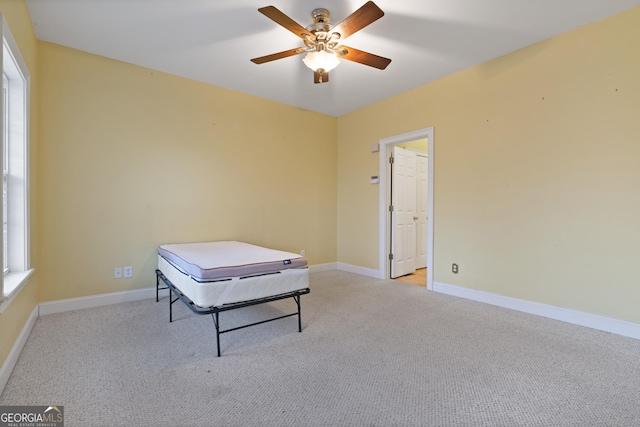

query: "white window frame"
left=1, top=14, right=33, bottom=313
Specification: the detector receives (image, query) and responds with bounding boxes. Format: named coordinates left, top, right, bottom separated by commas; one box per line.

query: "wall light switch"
left=124, top=266, right=133, bottom=278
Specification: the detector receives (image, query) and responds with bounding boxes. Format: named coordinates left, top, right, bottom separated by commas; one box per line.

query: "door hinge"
left=389, top=253, right=394, bottom=260
left=389, top=205, right=394, bottom=212
left=389, top=156, right=394, bottom=164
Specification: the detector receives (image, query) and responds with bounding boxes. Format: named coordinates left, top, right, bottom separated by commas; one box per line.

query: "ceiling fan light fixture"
left=302, top=50, right=340, bottom=73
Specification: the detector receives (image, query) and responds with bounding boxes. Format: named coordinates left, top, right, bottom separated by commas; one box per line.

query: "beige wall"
left=337, top=7, right=640, bottom=323
left=0, top=0, right=40, bottom=369
left=37, top=42, right=337, bottom=302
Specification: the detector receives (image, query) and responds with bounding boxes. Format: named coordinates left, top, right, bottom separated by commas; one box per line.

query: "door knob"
left=413, top=216, right=419, bottom=221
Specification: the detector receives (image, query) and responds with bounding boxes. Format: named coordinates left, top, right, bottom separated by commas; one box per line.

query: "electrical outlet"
left=124, top=266, right=133, bottom=278
left=452, top=263, right=458, bottom=274
left=114, top=267, right=122, bottom=279
left=300, top=249, right=305, bottom=256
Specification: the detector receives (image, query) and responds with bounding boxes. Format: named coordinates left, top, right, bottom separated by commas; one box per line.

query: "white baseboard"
left=0, top=305, right=38, bottom=395
left=433, top=281, right=640, bottom=340
left=336, top=262, right=382, bottom=279
left=39, top=287, right=157, bottom=316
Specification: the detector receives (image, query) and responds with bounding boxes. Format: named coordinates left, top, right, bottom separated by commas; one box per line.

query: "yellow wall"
left=338, top=7, right=640, bottom=323
left=0, top=0, right=40, bottom=368
left=37, top=42, right=337, bottom=302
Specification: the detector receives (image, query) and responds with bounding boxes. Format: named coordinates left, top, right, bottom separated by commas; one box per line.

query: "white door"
left=390, top=146, right=417, bottom=278
left=416, top=153, right=428, bottom=269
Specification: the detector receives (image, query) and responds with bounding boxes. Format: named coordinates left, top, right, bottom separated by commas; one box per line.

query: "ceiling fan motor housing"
left=304, top=8, right=341, bottom=53
left=307, top=8, right=333, bottom=33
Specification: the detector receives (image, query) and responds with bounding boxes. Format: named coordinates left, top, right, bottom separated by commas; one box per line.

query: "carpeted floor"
left=2, top=270, right=640, bottom=426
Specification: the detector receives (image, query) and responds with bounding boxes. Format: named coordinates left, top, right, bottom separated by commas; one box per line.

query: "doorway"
left=378, top=128, right=434, bottom=289
left=391, top=145, right=428, bottom=286
left=390, top=145, right=427, bottom=279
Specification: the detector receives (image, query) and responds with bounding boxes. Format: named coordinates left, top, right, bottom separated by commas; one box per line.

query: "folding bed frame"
left=155, top=241, right=310, bottom=357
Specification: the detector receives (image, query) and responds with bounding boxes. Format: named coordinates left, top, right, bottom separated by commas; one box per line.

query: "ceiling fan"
left=250, top=1, right=391, bottom=84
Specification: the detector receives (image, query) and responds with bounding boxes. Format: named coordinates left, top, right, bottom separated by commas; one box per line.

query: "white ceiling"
left=25, top=0, right=640, bottom=117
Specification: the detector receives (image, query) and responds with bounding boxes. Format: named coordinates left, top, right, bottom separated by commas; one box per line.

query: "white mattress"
left=158, top=241, right=307, bottom=281
left=157, top=254, right=309, bottom=308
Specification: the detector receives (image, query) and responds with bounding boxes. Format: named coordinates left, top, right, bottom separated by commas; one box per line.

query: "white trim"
left=0, top=304, right=37, bottom=394
left=379, top=128, right=434, bottom=289
left=433, top=281, right=640, bottom=340
left=39, top=288, right=157, bottom=316
left=336, top=262, right=381, bottom=279
left=0, top=268, right=33, bottom=313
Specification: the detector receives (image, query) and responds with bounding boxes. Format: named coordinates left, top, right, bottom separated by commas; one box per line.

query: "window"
left=1, top=15, right=32, bottom=313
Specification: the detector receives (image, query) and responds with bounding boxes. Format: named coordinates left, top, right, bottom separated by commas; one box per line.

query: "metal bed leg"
left=155, top=269, right=170, bottom=303
left=169, top=286, right=174, bottom=323
left=295, top=295, right=302, bottom=332
left=211, top=313, right=221, bottom=357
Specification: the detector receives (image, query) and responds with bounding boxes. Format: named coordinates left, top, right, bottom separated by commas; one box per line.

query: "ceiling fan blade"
left=258, top=6, right=315, bottom=39
left=314, top=70, right=329, bottom=84
left=331, top=1, right=384, bottom=41
left=336, top=46, right=391, bottom=70
left=251, top=48, right=306, bottom=64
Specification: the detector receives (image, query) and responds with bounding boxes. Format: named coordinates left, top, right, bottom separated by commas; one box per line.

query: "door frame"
left=378, top=127, right=434, bottom=289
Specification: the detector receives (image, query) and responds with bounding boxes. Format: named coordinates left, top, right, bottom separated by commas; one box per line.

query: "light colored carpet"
left=2, top=270, right=640, bottom=426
